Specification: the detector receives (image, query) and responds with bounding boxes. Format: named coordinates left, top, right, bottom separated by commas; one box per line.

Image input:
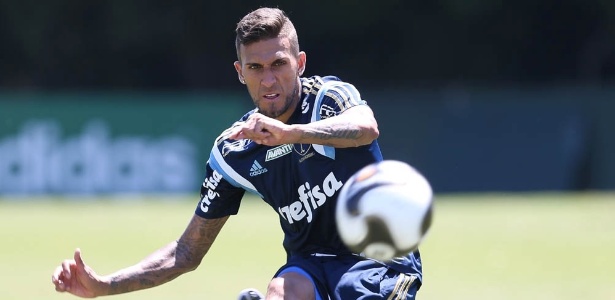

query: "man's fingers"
left=55, top=282, right=66, bottom=292
left=52, top=265, right=65, bottom=284
left=227, top=114, right=275, bottom=142
left=52, top=263, right=71, bottom=292
left=52, top=266, right=61, bottom=282
left=59, top=259, right=75, bottom=280
left=228, top=130, right=244, bottom=140
left=74, top=248, right=84, bottom=267
left=52, top=249, right=87, bottom=294
left=227, top=123, right=247, bottom=140
left=229, top=127, right=270, bottom=142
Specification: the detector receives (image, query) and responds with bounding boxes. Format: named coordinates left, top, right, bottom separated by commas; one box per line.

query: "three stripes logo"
left=249, top=160, right=268, bottom=177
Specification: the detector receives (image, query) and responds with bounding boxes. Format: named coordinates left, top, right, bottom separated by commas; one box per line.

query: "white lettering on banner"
left=200, top=170, right=223, bottom=213
left=0, top=120, right=197, bottom=194
left=278, top=172, right=343, bottom=224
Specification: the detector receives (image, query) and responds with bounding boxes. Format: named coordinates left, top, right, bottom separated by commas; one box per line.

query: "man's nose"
left=261, top=68, right=276, bottom=88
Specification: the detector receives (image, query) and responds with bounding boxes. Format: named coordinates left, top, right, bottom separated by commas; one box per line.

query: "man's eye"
left=273, top=61, right=286, bottom=67
left=248, top=65, right=261, bottom=70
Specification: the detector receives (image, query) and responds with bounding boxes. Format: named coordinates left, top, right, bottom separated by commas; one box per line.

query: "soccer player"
left=51, top=7, right=423, bottom=300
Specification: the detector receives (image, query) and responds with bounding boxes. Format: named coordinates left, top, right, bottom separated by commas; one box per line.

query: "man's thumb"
left=74, top=248, right=85, bottom=267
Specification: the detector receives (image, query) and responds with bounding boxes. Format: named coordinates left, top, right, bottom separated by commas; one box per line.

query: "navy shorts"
left=274, top=254, right=421, bottom=300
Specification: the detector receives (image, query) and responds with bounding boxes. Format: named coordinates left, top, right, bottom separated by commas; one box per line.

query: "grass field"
left=0, top=192, right=613, bottom=300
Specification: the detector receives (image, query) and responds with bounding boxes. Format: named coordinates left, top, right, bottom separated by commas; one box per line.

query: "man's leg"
left=267, top=268, right=317, bottom=300
left=267, top=267, right=320, bottom=300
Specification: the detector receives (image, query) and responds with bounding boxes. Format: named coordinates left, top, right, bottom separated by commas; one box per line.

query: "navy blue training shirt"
left=195, top=75, right=422, bottom=280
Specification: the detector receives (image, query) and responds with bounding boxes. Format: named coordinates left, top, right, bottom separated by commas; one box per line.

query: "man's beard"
left=256, top=81, right=300, bottom=119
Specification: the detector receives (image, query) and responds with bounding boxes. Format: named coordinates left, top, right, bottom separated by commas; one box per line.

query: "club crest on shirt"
left=294, top=143, right=315, bottom=163
left=294, top=143, right=311, bottom=156
left=319, top=104, right=338, bottom=119
left=222, top=139, right=252, bottom=157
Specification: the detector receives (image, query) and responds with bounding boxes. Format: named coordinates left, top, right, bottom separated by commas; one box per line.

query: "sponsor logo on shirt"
left=278, top=172, right=343, bottom=224
left=265, top=144, right=293, bottom=161
left=199, top=170, right=223, bottom=213
left=249, top=160, right=268, bottom=177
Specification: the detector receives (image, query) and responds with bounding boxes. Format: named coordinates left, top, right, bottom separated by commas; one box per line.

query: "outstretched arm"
left=52, top=215, right=228, bottom=298
left=229, top=105, right=379, bottom=148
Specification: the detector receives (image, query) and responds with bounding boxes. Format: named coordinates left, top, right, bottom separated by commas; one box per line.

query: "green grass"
left=0, top=193, right=613, bottom=299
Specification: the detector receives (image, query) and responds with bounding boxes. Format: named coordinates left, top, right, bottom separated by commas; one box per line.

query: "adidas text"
left=249, top=160, right=268, bottom=177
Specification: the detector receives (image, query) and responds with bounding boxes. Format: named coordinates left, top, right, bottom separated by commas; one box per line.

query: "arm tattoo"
left=301, top=123, right=363, bottom=148
left=302, top=123, right=362, bottom=142
left=107, top=216, right=228, bottom=295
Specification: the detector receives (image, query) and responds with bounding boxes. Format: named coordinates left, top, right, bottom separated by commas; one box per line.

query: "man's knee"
left=266, top=272, right=315, bottom=300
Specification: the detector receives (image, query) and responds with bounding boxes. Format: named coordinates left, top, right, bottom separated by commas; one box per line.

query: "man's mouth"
left=263, top=93, right=280, bottom=100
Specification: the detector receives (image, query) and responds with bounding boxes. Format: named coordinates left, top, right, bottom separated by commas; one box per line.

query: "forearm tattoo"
left=303, top=123, right=362, bottom=143
left=107, top=248, right=186, bottom=295
left=109, top=277, right=157, bottom=294
left=107, top=216, right=228, bottom=295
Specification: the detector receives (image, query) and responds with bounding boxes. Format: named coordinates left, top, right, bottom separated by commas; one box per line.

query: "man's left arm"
left=289, top=105, right=379, bottom=148
left=229, top=105, right=379, bottom=148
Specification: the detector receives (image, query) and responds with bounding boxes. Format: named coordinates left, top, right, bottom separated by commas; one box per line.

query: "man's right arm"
left=52, top=214, right=228, bottom=297
left=104, top=215, right=228, bottom=295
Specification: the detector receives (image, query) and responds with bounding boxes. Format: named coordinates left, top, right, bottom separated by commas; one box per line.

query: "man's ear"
left=297, top=51, right=307, bottom=76
left=234, top=61, right=245, bottom=84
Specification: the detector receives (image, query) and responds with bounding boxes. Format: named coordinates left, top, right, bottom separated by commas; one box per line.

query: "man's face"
left=234, top=37, right=306, bottom=122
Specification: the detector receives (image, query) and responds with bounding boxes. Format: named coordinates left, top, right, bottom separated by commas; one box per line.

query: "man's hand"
left=52, top=248, right=104, bottom=298
left=228, top=105, right=379, bottom=148
left=228, top=113, right=297, bottom=146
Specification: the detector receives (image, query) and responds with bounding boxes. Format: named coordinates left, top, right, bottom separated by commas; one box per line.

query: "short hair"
left=235, top=7, right=300, bottom=61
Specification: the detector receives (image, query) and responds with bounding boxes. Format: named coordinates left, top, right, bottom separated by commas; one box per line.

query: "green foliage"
left=1, top=1, right=613, bottom=88
left=0, top=193, right=613, bottom=299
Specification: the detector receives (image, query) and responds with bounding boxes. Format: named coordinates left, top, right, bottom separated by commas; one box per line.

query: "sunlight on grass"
left=0, top=192, right=613, bottom=300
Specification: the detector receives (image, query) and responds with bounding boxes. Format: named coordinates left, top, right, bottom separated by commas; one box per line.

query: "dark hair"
left=235, top=7, right=300, bottom=61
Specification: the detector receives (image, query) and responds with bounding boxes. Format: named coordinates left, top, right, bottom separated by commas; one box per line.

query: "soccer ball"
left=335, top=160, right=433, bottom=261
